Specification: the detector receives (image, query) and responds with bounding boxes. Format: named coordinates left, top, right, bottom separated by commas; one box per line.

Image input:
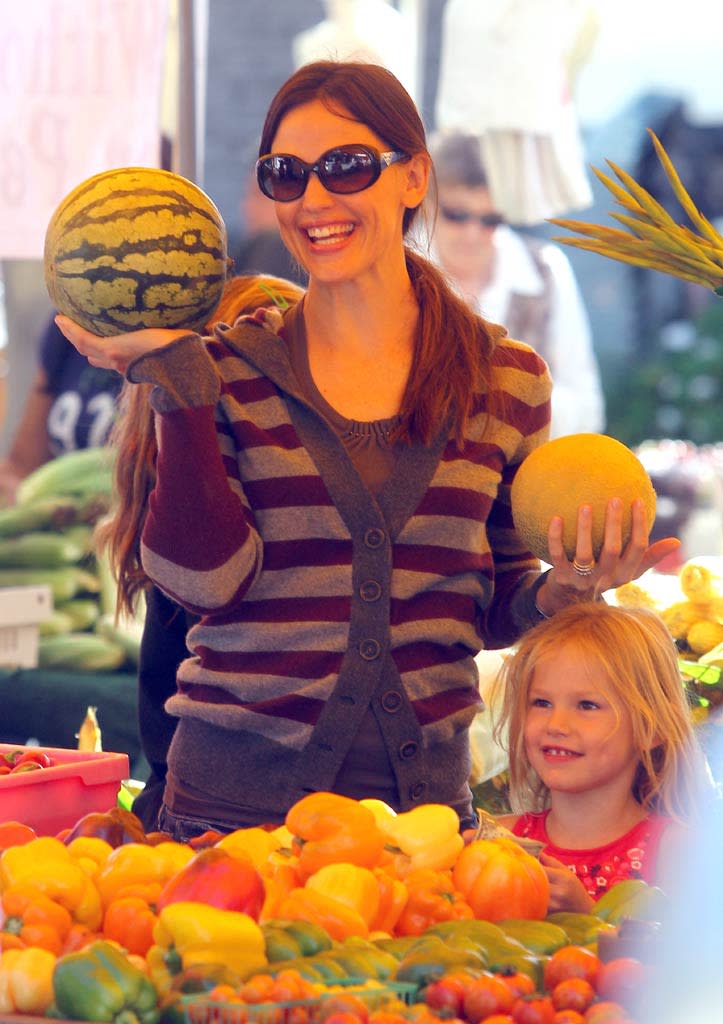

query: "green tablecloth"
left=0, top=667, right=147, bottom=778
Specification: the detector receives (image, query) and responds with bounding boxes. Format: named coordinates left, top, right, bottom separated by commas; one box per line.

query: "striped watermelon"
left=44, top=167, right=228, bottom=336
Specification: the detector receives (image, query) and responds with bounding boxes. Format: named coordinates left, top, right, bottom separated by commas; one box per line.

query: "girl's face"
left=523, top=645, right=640, bottom=800
left=267, top=99, right=428, bottom=287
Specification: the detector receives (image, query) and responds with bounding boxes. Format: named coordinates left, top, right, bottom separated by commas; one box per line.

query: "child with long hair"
left=494, top=602, right=708, bottom=912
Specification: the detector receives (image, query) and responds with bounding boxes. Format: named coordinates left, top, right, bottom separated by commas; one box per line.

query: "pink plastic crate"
left=0, top=743, right=129, bottom=835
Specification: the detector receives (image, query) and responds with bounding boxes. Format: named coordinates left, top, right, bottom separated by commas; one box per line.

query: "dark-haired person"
left=429, top=132, right=605, bottom=439
left=57, top=61, right=678, bottom=839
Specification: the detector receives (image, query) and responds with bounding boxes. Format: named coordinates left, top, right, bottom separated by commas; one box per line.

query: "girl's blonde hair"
left=96, top=273, right=305, bottom=616
left=493, top=601, right=707, bottom=822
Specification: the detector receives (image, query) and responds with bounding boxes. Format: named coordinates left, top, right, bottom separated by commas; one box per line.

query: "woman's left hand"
left=536, top=498, right=680, bottom=616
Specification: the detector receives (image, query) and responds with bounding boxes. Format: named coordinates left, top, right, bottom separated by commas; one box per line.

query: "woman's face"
left=267, top=99, right=428, bottom=287
left=433, top=183, right=501, bottom=286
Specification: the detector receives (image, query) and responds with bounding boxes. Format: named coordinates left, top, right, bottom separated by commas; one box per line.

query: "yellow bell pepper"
left=216, top=826, right=283, bottom=869
left=147, top=901, right=267, bottom=996
left=0, top=947, right=56, bottom=1016
left=0, top=836, right=102, bottom=929
left=95, top=840, right=194, bottom=909
left=66, top=836, right=114, bottom=878
left=376, top=804, right=464, bottom=876
left=305, top=862, right=381, bottom=926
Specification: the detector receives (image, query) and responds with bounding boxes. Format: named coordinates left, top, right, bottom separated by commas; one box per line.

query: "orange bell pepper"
left=305, top=862, right=380, bottom=927
left=259, top=860, right=302, bottom=922
left=0, top=821, right=37, bottom=852
left=370, top=868, right=408, bottom=934
left=277, top=886, right=369, bottom=941
left=216, top=826, right=285, bottom=869
left=395, top=868, right=473, bottom=936
left=1, top=884, right=73, bottom=955
left=285, top=792, right=385, bottom=878
left=103, top=895, right=159, bottom=957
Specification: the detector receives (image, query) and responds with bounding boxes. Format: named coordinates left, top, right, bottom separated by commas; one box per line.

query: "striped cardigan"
left=127, top=312, right=551, bottom=823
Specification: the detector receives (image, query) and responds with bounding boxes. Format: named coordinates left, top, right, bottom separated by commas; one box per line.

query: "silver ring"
left=572, top=558, right=595, bottom=577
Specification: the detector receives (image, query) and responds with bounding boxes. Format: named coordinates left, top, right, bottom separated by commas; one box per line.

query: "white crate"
left=0, top=585, right=53, bottom=669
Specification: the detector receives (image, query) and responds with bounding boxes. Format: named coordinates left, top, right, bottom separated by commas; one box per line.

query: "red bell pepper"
left=155, top=847, right=265, bottom=919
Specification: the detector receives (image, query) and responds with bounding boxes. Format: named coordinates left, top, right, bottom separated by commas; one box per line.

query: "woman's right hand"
left=55, top=315, right=191, bottom=375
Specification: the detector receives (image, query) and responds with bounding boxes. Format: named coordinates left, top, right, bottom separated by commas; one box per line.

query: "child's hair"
left=493, top=601, right=707, bottom=822
left=95, top=273, right=306, bottom=617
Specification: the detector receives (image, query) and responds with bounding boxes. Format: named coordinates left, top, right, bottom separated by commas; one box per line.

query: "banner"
left=0, top=0, right=169, bottom=259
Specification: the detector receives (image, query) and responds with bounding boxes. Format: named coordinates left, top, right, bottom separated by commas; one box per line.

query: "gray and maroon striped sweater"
left=127, top=311, right=551, bottom=824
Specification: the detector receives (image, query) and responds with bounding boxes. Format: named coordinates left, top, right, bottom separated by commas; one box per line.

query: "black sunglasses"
left=440, top=206, right=505, bottom=228
left=256, top=144, right=409, bottom=203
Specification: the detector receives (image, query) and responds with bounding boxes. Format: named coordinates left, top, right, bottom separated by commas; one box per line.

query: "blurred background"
left=1, top=0, right=721, bottom=557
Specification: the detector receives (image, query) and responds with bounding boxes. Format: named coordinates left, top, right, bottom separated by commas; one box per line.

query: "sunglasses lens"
left=320, top=148, right=377, bottom=194
left=258, top=155, right=307, bottom=201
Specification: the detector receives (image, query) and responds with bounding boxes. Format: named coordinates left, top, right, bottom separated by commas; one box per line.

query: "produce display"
left=510, top=434, right=657, bottom=563
left=0, top=794, right=667, bottom=1023
left=44, top=166, right=228, bottom=336
left=0, top=447, right=142, bottom=673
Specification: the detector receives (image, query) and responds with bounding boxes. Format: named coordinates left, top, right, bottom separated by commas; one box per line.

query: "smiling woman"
left=54, top=60, right=677, bottom=840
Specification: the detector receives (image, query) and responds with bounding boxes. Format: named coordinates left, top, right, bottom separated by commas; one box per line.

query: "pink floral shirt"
left=512, top=810, right=671, bottom=899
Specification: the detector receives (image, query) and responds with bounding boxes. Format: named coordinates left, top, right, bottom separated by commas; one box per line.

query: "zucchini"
left=0, top=531, right=87, bottom=568
left=57, top=598, right=101, bottom=631
left=16, top=447, right=115, bottom=505
left=0, top=567, right=85, bottom=602
left=0, top=496, right=80, bottom=537
left=37, top=632, right=127, bottom=672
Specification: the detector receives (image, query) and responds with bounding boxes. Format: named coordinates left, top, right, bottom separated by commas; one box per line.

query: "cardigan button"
left=364, top=527, right=385, bottom=549
left=359, top=639, right=381, bottom=660
left=381, top=690, right=402, bottom=713
left=399, top=740, right=418, bottom=760
left=409, top=782, right=427, bottom=801
left=359, top=580, right=382, bottom=602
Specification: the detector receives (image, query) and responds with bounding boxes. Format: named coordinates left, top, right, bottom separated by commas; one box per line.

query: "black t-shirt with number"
left=40, top=317, right=123, bottom=455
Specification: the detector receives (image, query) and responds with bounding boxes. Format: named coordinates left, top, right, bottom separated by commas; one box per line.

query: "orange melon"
left=44, top=167, right=228, bottom=336
left=511, top=433, right=657, bottom=562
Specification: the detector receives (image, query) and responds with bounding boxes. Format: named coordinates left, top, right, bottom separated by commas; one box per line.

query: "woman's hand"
left=55, top=315, right=190, bottom=375
left=539, top=852, right=595, bottom=913
left=535, top=497, right=680, bottom=616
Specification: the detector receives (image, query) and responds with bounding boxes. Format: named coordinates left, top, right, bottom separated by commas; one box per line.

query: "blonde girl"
left=494, top=601, right=708, bottom=912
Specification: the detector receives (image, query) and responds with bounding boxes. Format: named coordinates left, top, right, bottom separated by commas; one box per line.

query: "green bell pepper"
left=52, top=940, right=159, bottom=1024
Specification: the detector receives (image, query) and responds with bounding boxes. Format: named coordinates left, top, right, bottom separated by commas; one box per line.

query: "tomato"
left=2, top=749, right=25, bottom=766
left=594, top=958, right=646, bottom=1012
left=551, top=979, right=595, bottom=1014
left=496, top=970, right=536, bottom=1000
left=10, top=761, right=43, bottom=773
left=511, top=996, right=556, bottom=1024
left=424, top=975, right=469, bottom=1016
left=13, top=750, right=54, bottom=768
left=462, top=974, right=515, bottom=1022
left=319, top=995, right=370, bottom=1024
left=0, top=765, right=11, bottom=776
left=552, top=1012, right=586, bottom=1024
left=543, top=946, right=601, bottom=991
left=583, top=1002, right=629, bottom=1023
left=323, top=1013, right=366, bottom=1024
left=481, top=1017, right=516, bottom=1024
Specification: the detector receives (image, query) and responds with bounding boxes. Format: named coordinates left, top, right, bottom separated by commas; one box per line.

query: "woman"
left=57, top=61, right=677, bottom=839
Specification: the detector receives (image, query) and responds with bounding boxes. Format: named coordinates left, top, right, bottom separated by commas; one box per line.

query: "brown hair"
left=258, top=60, right=502, bottom=447
left=96, top=273, right=305, bottom=616
left=492, top=602, right=708, bottom=822
left=430, top=132, right=490, bottom=190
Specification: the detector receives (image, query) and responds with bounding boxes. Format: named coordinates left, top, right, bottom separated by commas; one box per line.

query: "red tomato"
left=553, top=1012, right=586, bottom=1024
left=497, top=970, right=536, bottom=999
left=9, top=761, right=43, bottom=774
left=13, top=750, right=54, bottom=768
left=583, top=1002, right=630, bottom=1024
left=0, top=820, right=37, bottom=850
left=424, top=976, right=469, bottom=1017
left=551, top=979, right=595, bottom=1013
left=544, top=947, right=601, bottom=991
left=323, top=1013, right=366, bottom=1024
left=463, top=975, right=515, bottom=1022
left=482, top=1017, right=516, bottom=1024
left=594, top=958, right=646, bottom=1012
left=511, top=996, right=556, bottom=1024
